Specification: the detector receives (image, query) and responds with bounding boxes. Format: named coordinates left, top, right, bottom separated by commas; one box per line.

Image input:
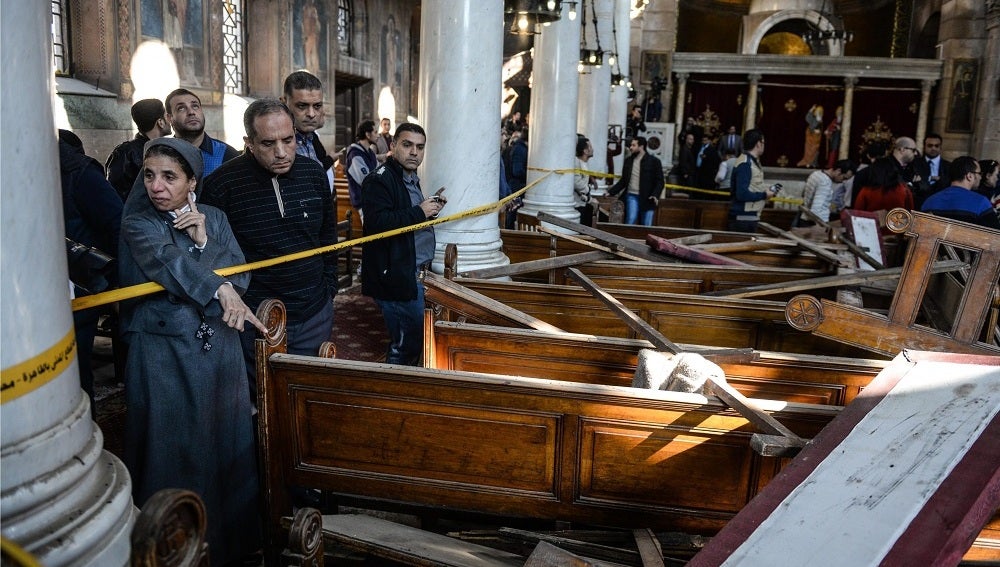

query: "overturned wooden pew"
left=786, top=210, right=1000, bottom=357
left=424, top=273, right=878, bottom=359
left=428, top=321, right=883, bottom=407
left=500, top=229, right=836, bottom=272
left=253, top=301, right=998, bottom=564
left=254, top=302, right=841, bottom=558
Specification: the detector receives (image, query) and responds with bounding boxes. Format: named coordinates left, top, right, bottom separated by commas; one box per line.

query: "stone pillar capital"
left=921, top=79, right=937, bottom=91
left=843, top=76, right=859, bottom=88
left=675, top=72, right=689, bottom=83
left=748, top=73, right=762, bottom=83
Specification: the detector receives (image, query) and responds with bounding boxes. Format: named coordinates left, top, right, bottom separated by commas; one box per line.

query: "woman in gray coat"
left=119, top=137, right=265, bottom=564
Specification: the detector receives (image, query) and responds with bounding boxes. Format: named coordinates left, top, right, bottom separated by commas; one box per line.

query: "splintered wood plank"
left=646, top=234, right=750, bottom=266
left=690, top=353, right=1000, bottom=567
left=423, top=273, right=564, bottom=333
left=523, top=541, right=631, bottom=567
left=537, top=225, right=651, bottom=262
left=321, top=514, right=524, bottom=567
left=757, top=222, right=843, bottom=266
left=536, top=211, right=678, bottom=263
left=460, top=251, right=614, bottom=279
left=633, top=529, right=667, bottom=567
left=703, top=259, right=965, bottom=298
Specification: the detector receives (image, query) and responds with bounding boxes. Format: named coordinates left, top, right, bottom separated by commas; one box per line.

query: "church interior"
left=2, top=0, right=999, bottom=565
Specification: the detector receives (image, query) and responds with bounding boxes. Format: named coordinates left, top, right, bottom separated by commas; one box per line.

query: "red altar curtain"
left=848, top=79, right=923, bottom=162
left=754, top=75, right=845, bottom=169
left=682, top=74, right=746, bottom=140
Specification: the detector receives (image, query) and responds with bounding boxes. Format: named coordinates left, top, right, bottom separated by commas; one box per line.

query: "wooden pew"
left=500, top=229, right=834, bottom=272
left=253, top=302, right=998, bottom=564
left=654, top=197, right=797, bottom=232
left=428, top=321, right=884, bottom=407
left=256, top=331, right=839, bottom=558
left=425, top=275, right=879, bottom=359
left=333, top=176, right=362, bottom=237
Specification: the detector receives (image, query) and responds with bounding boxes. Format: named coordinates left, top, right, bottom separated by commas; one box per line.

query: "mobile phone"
left=771, top=183, right=783, bottom=194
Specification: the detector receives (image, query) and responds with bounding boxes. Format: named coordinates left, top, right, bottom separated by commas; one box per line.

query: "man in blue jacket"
left=361, top=123, right=445, bottom=365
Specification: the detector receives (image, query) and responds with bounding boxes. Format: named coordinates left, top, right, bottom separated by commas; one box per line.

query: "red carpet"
left=331, top=284, right=389, bottom=362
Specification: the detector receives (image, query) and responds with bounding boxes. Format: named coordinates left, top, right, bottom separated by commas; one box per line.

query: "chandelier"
left=505, top=0, right=566, bottom=35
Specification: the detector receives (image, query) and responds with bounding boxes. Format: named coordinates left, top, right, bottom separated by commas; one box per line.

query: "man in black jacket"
left=609, top=136, right=664, bottom=225
left=105, top=98, right=171, bottom=200
left=361, top=122, right=444, bottom=365
left=280, top=70, right=335, bottom=177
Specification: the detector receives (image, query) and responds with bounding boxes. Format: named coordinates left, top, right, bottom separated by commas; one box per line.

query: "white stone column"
left=608, top=0, right=632, bottom=180
left=577, top=0, right=614, bottom=179
left=519, top=1, right=582, bottom=225
left=744, top=74, right=761, bottom=130
left=839, top=76, right=857, bottom=159
left=1, top=3, right=134, bottom=564
left=672, top=72, right=688, bottom=159
left=418, top=0, right=508, bottom=273
left=916, top=79, right=935, bottom=147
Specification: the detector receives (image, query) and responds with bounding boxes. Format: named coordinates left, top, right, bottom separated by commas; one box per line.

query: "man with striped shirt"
left=202, top=98, right=337, bottom=395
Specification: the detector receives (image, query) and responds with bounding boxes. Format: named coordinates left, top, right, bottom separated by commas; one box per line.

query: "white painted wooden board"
left=720, top=360, right=1000, bottom=566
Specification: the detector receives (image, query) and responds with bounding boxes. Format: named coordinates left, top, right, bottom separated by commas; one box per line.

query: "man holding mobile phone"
left=361, top=122, right=444, bottom=365
left=728, top=128, right=779, bottom=233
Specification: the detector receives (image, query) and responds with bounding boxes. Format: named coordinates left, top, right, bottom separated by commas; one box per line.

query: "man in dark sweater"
left=361, top=122, right=444, bottom=365
left=201, top=98, right=337, bottom=393
left=921, top=156, right=1000, bottom=229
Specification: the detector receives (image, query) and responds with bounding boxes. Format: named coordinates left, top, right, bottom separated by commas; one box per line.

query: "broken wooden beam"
left=423, top=273, right=565, bottom=333
left=500, top=527, right=643, bottom=566
left=702, top=259, right=966, bottom=299
left=633, top=529, right=668, bottom=567
left=536, top=211, right=681, bottom=263
left=692, top=238, right=795, bottom=254
left=459, top=251, right=614, bottom=280
left=538, top=225, right=651, bottom=262
left=646, top=234, right=751, bottom=266
left=321, top=514, right=523, bottom=567
left=757, top=222, right=843, bottom=266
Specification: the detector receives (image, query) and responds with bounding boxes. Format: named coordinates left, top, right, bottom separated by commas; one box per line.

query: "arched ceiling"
left=680, top=0, right=895, bottom=14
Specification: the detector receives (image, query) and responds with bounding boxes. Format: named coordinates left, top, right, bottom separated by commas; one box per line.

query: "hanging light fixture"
left=566, top=1, right=578, bottom=21
left=800, top=0, right=854, bottom=46
left=578, top=0, right=603, bottom=70
left=504, top=0, right=564, bottom=35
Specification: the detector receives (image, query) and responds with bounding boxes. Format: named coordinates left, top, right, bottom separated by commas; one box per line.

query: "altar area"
left=666, top=53, right=944, bottom=170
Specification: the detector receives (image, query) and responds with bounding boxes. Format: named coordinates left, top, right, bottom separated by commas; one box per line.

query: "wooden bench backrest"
left=499, top=229, right=830, bottom=271
left=260, top=355, right=838, bottom=537
left=333, top=177, right=362, bottom=237
left=549, top=262, right=825, bottom=296
left=655, top=197, right=797, bottom=231
left=430, top=279, right=876, bottom=359
left=429, top=322, right=884, bottom=407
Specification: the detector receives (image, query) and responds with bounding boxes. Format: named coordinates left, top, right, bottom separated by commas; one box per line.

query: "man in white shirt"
left=799, top=159, right=855, bottom=226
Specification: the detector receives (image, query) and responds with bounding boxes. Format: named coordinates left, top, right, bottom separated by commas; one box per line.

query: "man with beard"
left=911, top=133, right=951, bottom=209
left=165, top=88, right=240, bottom=176
left=609, top=136, right=664, bottom=226
left=105, top=98, right=172, bottom=200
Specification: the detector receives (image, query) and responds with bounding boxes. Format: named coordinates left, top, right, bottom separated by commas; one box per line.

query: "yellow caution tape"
left=71, top=172, right=552, bottom=312
left=0, top=329, right=76, bottom=404
left=71, top=165, right=800, bottom=312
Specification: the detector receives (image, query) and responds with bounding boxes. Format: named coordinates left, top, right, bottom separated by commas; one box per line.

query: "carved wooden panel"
left=431, top=322, right=879, bottom=406
left=260, top=357, right=838, bottom=537
left=443, top=280, right=874, bottom=358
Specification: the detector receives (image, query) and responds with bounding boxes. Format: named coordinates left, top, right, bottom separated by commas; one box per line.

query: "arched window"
left=222, top=0, right=246, bottom=94
left=337, top=0, right=352, bottom=55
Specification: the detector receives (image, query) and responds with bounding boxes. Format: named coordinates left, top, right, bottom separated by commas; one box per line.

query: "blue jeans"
left=625, top=194, right=654, bottom=226
left=375, top=279, right=425, bottom=366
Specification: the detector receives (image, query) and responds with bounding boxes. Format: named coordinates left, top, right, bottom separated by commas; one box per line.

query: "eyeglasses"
left=971, top=170, right=982, bottom=176
left=902, top=147, right=918, bottom=152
